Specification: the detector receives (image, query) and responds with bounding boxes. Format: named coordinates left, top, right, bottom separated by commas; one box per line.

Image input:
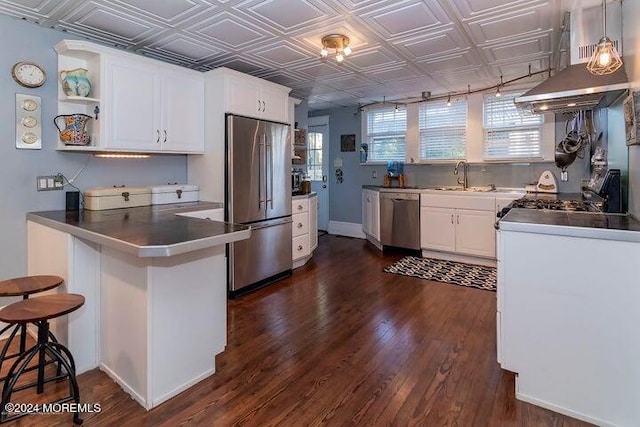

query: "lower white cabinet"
left=292, top=193, right=318, bottom=268
left=420, top=193, right=501, bottom=261
left=420, top=207, right=495, bottom=257
left=362, top=189, right=380, bottom=243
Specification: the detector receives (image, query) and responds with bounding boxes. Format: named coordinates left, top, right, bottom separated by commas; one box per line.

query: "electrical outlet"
left=36, top=175, right=64, bottom=191
left=372, top=170, right=377, bottom=179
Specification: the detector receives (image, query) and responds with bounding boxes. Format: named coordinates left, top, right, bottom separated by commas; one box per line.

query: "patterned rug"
left=383, top=256, right=496, bottom=291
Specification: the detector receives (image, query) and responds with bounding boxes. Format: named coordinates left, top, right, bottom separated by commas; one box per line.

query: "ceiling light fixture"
left=320, top=34, right=352, bottom=64
left=587, top=0, right=623, bottom=75
left=446, top=95, right=452, bottom=106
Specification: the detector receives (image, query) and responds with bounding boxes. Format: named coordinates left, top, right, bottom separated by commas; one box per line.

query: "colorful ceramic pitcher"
left=59, top=68, right=91, bottom=97
left=54, top=114, right=92, bottom=145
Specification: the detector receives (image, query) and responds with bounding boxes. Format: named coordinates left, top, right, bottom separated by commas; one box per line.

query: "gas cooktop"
left=509, top=198, right=602, bottom=212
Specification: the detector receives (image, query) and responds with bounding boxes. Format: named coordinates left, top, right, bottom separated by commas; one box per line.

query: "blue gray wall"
left=311, top=107, right=591, bottom=225
left=0, top=15, right=187, bottom=279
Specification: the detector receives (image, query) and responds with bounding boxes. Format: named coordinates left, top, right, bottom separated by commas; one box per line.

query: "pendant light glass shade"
left=586, top=0, right=623, bottom=75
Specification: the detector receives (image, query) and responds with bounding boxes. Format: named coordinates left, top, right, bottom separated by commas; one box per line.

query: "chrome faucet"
left=454, top=160, right=468, bottom=189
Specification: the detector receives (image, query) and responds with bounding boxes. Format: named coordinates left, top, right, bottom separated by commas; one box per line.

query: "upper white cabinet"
left=220, top=68, right=290, bottom=123
left=104, top=56, right=204, bottom=153
left=54, top=40, right=204, bottom=154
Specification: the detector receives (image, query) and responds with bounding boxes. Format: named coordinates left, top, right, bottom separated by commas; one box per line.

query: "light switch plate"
left=334, top=157, right=343, bottom=168
left=16, top=93, right=42, bottom=150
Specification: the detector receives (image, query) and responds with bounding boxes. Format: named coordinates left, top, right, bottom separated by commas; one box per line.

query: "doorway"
left=308, top=116, right=329, bottom=231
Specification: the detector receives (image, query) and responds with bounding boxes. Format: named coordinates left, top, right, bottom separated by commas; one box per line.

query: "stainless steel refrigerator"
left=226, top=115, right=292, bottom=297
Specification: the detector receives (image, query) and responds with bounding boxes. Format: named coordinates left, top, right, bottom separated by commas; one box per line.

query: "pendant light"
left=586, top=0, right=623, bottom=75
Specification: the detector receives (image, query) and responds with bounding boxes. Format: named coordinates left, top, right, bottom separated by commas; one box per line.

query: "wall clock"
left=11, top=61, right=46, bottom=88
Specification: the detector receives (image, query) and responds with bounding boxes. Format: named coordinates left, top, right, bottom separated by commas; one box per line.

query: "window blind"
left=365, top=106, right=406, bottom=162
left=419, top=99, right=467, bottom=160
left=483, top=93, right=543, bottom=159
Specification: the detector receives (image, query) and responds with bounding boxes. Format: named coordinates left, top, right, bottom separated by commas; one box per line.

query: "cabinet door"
left=370, top=191, right=380, bottom=240
left=225, top=74, right=261, bottom=118
left=260, top=85, right=289, bottom=122
left=105, top=57, right=160, bottom=151
left=420, top=206, right=455, bottom=252
left=309, top=195, right=318, bottom=251
left=455, top=209, right=496, bottom=257
left=362, top=190, right=370, bottom=235
left=161, top=71, right=204, bottom=153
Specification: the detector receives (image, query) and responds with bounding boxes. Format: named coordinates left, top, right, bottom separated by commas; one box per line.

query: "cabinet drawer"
left=292, top=234, right=310, bottom=260
left=292, top=212, right=309, bottom=237
left=292, top=198, right=309, bottom=213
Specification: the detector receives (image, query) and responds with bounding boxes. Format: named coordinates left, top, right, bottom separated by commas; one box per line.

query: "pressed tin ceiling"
left=0, top=0, right=571, bottom=110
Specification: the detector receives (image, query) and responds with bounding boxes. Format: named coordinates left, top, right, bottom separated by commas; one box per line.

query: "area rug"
left=383, top=256, right=496, bottom=291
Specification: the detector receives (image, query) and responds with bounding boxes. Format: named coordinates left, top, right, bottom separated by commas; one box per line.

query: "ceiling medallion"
left=320, top=34, right=352, bottom=64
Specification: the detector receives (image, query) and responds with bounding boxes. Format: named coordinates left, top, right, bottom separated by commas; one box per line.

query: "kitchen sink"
left=432, top=186, right=497, bottom=192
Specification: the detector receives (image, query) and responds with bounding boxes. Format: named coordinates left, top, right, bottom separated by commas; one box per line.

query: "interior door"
left=308, top=116, right=329, bottom=231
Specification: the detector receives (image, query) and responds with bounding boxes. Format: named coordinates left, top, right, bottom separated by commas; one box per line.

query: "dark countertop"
left=500, top=209, right=640, bottom=242
left=27, top=201, right=251, bottom=257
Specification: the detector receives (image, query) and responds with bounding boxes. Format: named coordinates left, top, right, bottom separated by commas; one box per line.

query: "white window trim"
left=360, top=105, right=408, bottom=164
left=359, top=91, right=556, bottom=165
left=418, top=98, right=467, bottom=161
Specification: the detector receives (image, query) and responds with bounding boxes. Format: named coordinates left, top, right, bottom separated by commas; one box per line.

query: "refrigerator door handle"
left=258, top=138, right=264, bottom=209
left=266, top=141, right=273, bottom=209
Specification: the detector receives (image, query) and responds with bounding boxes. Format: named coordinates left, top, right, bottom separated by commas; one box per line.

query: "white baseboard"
left=516, top=390, right=613, bottom=427
left=327, top=221, right=365, bottom=239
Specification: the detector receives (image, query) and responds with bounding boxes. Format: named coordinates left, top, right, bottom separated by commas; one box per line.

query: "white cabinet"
left=420, top=194, right=496, bottom=260
left=309, top=194, right=318, bottom=251
left=454, top=209, right=496, bottom=257
left=419, top=207, right=455, bottom=252
left=292, top=194, right=318, bottom=268
left=362, top=189, right=380, bottom=242
left=104, top=56, right=159, bottom=151
left=54, top=39, right=204, bottom=154
left=104, top=55, right=204, bottom=153
left=223, top=69, right=289, bottom=122
left=160, top=70, right=205, bottom=153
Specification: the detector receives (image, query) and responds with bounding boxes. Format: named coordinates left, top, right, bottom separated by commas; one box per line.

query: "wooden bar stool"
left=0, top=294, right=84, bottom=425
left=0, top=275, right=64, bottom=374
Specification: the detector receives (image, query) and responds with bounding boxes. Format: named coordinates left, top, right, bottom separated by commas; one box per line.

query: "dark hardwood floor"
left=3, top=235, right=591, bottom=426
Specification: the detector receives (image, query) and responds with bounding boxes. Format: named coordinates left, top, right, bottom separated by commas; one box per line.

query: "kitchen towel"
left=383, top=256, right=496, bottom=291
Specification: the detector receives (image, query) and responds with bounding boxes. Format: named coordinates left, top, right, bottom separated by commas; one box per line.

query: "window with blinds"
left=483, top=93, right=543, bottom=160
left=365, top=106, right=406, bottom=162
left=419, top=99, right=467, bottom=160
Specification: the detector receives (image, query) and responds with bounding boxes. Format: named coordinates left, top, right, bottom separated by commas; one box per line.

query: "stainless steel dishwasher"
left=379, top=191, right=420, bottom=250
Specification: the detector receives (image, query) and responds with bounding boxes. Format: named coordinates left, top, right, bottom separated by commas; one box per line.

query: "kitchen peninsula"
left=26, top=203, right=250, bottom=410
left=497, top=209, right=640, bottom=426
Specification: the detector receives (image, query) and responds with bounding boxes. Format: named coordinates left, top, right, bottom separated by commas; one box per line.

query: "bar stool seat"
left=0, top=276, right=63, bottom=297
left=0, top=276, right=64, bottom=373
left=0, top=294, right=84, bottom=425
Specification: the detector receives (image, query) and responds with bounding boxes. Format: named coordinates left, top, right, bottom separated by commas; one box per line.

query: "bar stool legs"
left=0, top=293, right=85, bottom=425
left=0, top=319, right=82, bottom=425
